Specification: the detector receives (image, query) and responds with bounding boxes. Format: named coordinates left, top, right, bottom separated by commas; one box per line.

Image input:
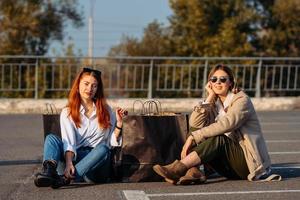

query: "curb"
left=0, top=97, right=300, bottom=114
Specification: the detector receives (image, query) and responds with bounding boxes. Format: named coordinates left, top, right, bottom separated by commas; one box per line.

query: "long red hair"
left=67, top=68, right=110, bottom=129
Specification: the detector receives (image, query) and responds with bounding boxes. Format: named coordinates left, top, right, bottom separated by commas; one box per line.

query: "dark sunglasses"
left=210, top=76, right=229, bottom=83
left=82, top=67, right=101, bottom=76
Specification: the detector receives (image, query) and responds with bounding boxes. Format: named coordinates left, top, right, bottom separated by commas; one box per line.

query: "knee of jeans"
left=45, top=134, right=61, bottom=144
left=96, top=144, right=110, bottom=160
left=96, top=144, right=109, bottom=152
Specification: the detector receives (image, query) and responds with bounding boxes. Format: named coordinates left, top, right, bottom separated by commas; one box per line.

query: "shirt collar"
left=215, top=91, right=235, bottom=114
left=223, top=91, right=235, bottom=110
left=79, top=103, right=97, bottom=116
left=215, top=92, right=235, bottom=137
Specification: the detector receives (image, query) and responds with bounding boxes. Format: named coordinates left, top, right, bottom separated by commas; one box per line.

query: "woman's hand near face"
left=205, top=82, right=216, bottom=103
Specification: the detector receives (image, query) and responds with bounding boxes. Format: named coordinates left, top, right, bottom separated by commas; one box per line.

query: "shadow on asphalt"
left=1, top=160, right=299, bottom=184
left=0, top=159, right=42, bottom=166
left=57, top=183, right=95, bottom=190
left=272, top=162, right=300, bottom=179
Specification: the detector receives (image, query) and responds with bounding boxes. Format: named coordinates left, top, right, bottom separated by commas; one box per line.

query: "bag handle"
left=133, top=100, right=144, bottom=115
left=132, top=99, right=163, bottom=115
left=45, top=103, right=58, bottom=114
left=255, top=174, right=282, bottom=182
left=143, top=100, right=161, bottom=115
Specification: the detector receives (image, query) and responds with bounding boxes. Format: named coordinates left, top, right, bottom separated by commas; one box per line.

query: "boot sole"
left=34, top=175, right=55, bottom=187
left=177, top=177, right=206, bottom=185
left=164, top=177, right=177, bottom=185
left=51, top=177, right=71, bottom=189
left=153, top=165, right=177, bottom=185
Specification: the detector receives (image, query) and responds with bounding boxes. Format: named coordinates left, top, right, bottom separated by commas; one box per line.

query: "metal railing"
left=0, top=56, right=299, bottom=98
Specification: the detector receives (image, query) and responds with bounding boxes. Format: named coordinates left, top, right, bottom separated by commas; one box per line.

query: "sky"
left=49, top=0, right=173, bottom=57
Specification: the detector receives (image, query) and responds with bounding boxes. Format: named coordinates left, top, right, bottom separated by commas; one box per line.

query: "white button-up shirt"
left=60, top=104, right=122, bottom=159
left=214, top=92, right=235, bottom=137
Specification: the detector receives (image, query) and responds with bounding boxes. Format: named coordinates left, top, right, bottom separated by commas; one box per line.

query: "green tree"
left=168, top=0, right=258, bottom=57
left=40, top=43, right=82, bottom=98
left=0, top=0, right=83, bottom=55
left=108, top=35, right=142, bottom=57
left=254, top=0, right=300, bottom=56
left=108, top=20, right=171, bottom=57
left=109, top=0, right=300, bottom=58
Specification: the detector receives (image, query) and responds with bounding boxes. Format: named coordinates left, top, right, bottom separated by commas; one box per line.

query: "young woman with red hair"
left=34, top=67, right=126, bottom=188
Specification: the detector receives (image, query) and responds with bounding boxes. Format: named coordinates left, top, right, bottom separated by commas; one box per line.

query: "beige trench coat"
left=190, top=91, right=272, bottom=181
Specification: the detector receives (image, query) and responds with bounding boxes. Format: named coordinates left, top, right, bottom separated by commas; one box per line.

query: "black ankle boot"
left=34, top=161, right=59, bottom=187
left=51, top=175, right=71, bottom=189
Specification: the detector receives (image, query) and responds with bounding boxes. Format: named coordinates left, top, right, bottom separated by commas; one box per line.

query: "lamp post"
left=88, top=0, right=95, bottom=65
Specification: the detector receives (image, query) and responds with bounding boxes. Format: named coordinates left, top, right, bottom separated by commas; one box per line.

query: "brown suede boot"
left=177, top=167, right=207, bottom=185
left=153, top=160, right=188, bottom=184
left=153, top=160, right=181, bottom=184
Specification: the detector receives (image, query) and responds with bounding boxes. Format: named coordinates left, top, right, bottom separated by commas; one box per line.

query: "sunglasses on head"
left=210, top=76, right=229, bottom=83
left=82, top=67, right=101, bottom=76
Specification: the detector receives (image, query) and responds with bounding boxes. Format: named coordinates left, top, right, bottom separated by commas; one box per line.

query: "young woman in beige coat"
left=153, top=64, right=281, bottom=185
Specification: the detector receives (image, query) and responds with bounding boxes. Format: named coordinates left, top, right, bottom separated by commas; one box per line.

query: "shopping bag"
left=42, top=103, right=61, bottom=139
left=116, top=100, right=189, bottom=182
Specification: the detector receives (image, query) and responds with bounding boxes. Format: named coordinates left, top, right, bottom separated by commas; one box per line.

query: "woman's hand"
left=64, top=162, right=75, bottom=179
left=115, top=107, right=128, bottom=138
left=205, top=82, right=216, bottom=103
left=64, top=151, right=75, bottom=179
left=181, top=136, right=194, bottom=159
left=116, top=107, right=127, bottom=126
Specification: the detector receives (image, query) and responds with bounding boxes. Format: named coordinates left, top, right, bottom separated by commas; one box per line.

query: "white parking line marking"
left=123, top=190, right=300, bottom=199
left=263, top=130, right=300, bottom=133
left=266, top=140, right=300, bottom=143
left=269, top=151, right=300, bottom=155
left=261, top=122, right=300, bottom=125
left=148, top=190, right=300, bottom=197
left=123, top=190, right=149, bottom=200
left=272, top=166, right=300, bottom=169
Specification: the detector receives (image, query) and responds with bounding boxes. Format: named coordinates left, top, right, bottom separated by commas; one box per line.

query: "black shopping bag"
left=42, top=104, right=61, bottom=139
left=116, top=100, right=189, bottom=182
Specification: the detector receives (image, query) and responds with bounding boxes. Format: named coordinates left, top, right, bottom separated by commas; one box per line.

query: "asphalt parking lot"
left=0, top=111, right=299, bottom=200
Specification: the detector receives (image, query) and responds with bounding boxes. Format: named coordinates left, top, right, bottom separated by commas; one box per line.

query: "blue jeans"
left=43, top=134, right=111, bottom=183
